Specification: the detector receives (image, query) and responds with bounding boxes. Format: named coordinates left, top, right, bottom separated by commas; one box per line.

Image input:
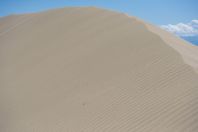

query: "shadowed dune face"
left=0, top=7, right=198, bottom=132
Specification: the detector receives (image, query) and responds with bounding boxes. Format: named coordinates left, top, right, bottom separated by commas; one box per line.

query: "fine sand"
left=0, top=7, right=198, bottom=132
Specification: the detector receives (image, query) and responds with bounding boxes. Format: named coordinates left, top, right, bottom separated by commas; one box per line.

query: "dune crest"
left=0, top=7, right=198, bottom=132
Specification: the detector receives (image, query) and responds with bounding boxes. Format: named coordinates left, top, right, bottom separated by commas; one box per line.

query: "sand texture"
left=0, top=7, right=198, bottom=132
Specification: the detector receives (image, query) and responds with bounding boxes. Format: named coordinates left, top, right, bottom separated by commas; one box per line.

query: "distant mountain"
left=182, top=36, right=198, bottom=46
left=160, top=20, right=198, bottom=46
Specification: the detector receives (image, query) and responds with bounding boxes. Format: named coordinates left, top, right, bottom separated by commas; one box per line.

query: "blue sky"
left=0, top=0, right=198, bottom=45
left=0, top=0, right=197, bottom=25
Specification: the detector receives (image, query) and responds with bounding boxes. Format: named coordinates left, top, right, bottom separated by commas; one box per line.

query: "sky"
left=0, top=0, right=198, bottom=45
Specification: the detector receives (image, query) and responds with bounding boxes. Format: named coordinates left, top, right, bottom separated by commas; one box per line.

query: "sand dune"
left=0, top=7, right=198, bottom=132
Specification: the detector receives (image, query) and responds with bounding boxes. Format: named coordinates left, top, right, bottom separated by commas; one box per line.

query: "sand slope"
left=0, top=7, right=198, bottom=132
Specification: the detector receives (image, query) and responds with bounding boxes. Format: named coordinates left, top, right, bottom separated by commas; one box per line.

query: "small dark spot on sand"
left=82, top=102, right=87, bottom=106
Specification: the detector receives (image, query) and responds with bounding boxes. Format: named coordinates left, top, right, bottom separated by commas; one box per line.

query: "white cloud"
left=160, top=20, right=198, bottom=37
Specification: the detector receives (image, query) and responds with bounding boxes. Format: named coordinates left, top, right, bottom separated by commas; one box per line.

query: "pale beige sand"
left=0, top=7, right=198, bottom=132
